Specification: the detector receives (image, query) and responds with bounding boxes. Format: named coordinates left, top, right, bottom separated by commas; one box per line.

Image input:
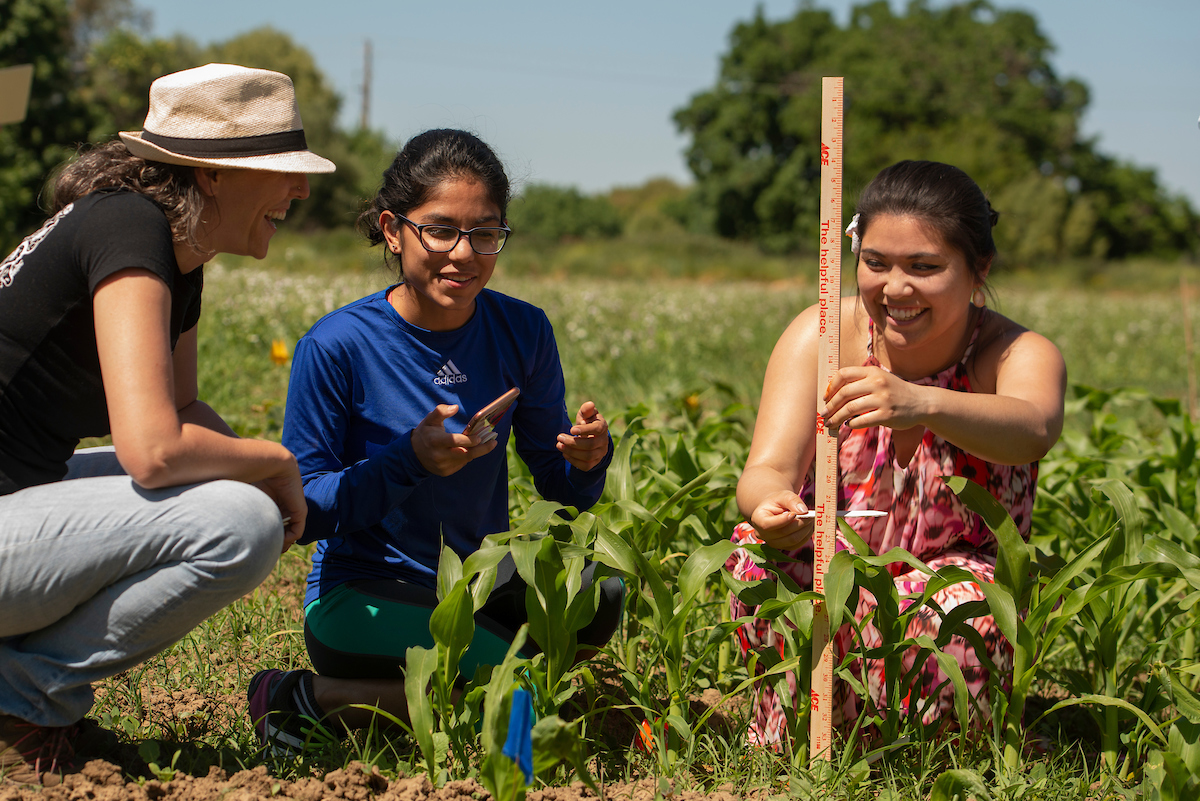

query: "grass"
left=74, top=230, right=1200, bottom=798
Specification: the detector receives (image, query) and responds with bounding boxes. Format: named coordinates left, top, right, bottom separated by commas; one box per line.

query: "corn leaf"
left=403, top=646, right=439, bottom=779
left=676, top=540, right=736, bottom=606
left=946, top=476, right=1029, bottom=600
left=930, top=769, right=995, bottom=801
left=429, top=580, right=475, bottom=684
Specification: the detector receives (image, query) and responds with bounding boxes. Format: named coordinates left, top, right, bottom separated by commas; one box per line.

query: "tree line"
left=2, top=0, right=1195, bottom=266
left=673, top=0, right=1198, bottom=263
left=0, top=0, right=393, bottom=254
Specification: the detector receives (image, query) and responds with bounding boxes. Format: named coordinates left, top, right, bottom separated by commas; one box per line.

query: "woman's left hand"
left=557, top=401, right=609, bottom=471
left=254, top=465, right=308, bottom=551
left=822, top=366, right=928, bottom=431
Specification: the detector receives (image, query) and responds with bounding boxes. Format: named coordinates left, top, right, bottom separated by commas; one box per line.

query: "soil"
left=2, top=658, right=755, bottom=800
left=2, top=560, right=762, bottom=798
left=0, top=761, right=752, bottom=801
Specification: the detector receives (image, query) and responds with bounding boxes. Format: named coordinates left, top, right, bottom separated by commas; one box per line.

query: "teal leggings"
left=304, top=558, right=624, bottom=681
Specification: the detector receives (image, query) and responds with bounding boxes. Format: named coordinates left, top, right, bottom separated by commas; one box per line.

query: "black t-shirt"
left=0, top=190, right=203, bottom=495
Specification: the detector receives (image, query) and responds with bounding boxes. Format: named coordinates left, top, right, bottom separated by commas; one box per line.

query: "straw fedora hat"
left=120, top=63, right=335, bottom=173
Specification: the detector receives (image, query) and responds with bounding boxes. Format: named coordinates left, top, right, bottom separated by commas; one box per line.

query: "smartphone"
left=464, top=388, right=520, bottom=442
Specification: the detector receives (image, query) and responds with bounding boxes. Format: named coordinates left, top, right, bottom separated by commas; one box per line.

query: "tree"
left=69, top=0, right=150, bottom=61
left=78, top=28, right=199, bottom=140
left=0, top=0, right=97, bottom=253
left=507, top=185, right=623, bottom=241
left=608, top=177, right=690, bottom=235
left=674, top=0, right=1197, bottom=262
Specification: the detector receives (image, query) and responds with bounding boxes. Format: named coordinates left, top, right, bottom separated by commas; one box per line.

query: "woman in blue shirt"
left=250, top=129, right=622, bottom=755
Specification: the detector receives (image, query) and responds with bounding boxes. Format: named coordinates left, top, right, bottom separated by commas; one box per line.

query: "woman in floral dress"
left=728, top=160, right=1067, bottom=746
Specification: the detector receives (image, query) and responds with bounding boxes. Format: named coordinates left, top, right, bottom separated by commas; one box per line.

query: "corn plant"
left=947, top=474, right=1200, bottom=780
left=592, top=520, right=740, bottom=766
left=504, top=502, right=611, bottom=714
left=400, top=530, right=606, bottom=789
left=578, top=414, right=744, bottom=766
left=400, top=542, right=504, bottom=782
left=823, top=521, right=976, bottom=754
left=718, top=543, right=817, bottom=764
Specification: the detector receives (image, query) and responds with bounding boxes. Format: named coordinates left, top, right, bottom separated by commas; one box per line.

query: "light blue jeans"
left=0, top=447, right=283, bottom=726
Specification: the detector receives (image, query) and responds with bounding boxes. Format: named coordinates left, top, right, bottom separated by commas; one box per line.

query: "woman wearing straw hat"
left=0, top=63, right=333, bottom=785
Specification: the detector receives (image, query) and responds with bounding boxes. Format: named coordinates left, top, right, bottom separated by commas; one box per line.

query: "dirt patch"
left=1, top=761, right=758, bottom=800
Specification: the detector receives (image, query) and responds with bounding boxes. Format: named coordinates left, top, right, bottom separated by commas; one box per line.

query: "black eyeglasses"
left=395, top=214, right=511, bottom=255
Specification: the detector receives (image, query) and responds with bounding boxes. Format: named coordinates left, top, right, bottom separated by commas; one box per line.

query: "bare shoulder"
left=970, top=309, right=1065, bottom=393
left=770, top=296, right=869, bottom=374
left=773, top=301, right=823, bottom=355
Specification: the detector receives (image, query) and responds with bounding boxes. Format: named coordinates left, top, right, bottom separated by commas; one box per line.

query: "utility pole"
left=360, top=39, right=372, bottom=130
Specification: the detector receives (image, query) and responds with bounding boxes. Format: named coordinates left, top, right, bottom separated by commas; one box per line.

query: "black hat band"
left=140, top=128, right=308, bottom=158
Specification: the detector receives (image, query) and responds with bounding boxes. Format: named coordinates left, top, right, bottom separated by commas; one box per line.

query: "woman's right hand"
left=412, top=404, right=498, bottom=476
left=750, top=490, right=815, bottom=551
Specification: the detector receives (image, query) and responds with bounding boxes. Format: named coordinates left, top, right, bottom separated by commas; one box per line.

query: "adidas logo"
left=433, top=360, right=468, bottom=386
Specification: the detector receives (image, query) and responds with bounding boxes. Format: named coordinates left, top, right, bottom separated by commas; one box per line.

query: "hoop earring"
left=971, top=288, right=986, bottom=308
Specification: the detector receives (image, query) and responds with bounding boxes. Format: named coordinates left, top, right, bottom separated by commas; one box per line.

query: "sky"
left=138, top=0, right=1200, bottom=205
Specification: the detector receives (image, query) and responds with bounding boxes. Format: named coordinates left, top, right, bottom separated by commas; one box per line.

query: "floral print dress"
left=726, top=314, right=1037, bottom=747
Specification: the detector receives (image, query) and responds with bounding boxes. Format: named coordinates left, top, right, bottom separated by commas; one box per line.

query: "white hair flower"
left=845, top=213, right=861, bottom=255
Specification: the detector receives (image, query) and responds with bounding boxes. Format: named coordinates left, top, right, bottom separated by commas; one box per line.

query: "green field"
left=196, top=241, right=1200, bottom=439
left=79, top=239, right=1200, bottom=799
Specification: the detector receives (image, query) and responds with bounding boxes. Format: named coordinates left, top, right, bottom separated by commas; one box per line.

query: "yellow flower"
left=270, top=339, right=289, bottom=366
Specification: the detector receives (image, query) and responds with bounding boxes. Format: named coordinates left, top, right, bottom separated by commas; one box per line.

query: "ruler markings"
left=809, top=76, right=843, bottom=763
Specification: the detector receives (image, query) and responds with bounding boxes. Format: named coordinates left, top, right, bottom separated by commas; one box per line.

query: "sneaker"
left=247, top=669, right=338, bottom=757
left=0, top=714, right=78, bottom=786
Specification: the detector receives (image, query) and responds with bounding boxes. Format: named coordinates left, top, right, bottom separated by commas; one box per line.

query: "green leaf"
left=592, top=525, right=641, bottom=576
left=838, top=517, right=873, bottom=556
left=930, top=769, right=995, bottom=801
left=946, top=476, right=1029, bottom=599
left=428, top=580, right=475, bottom=683
left=918, top=635, right=972, bottom=732
left=614, top=499, right=661, bottom=527
left=403, top=646, right=439, bottom=778
left=1143, top=537, right=1200, bottom=575
left=651, top=461, right=725, bottom=521
left=668, top=432, right=700, bottom=483
left=1145, top=748, right=1198, bottom=801
left=1163, top=505, right=1200, bottom=548
left=676, top=540, right=736, bottom=606
left=602, top=420, right=641, bottom=507
left=665, top=713, right=693, bottom=741
left=1038, top=694, right=1166, bottom=743
left=462, top=544, right=511, bottom=578
left=499, top=501, right=570, bottom=542
left=1166, top=669, right=1200, bottom=725
left=974, top=577, right=1019, bottom=646
left=1169, top=719, right=1200, bottom=778
left=1099, top=479, right=1143, bottom=569
left=436, top=543, right=463, bottom=603
left=563, top=578, right=601, bottom=636
left=1030, top=532, right=1109, bottom=630
left=510, top=536, right=546, bottom=594
left=463, top=545, right=507, bottom=611
left=825, top=550, right=856, bottom=634
left=481, top=628, right=530, bottom=756
left=480, top=752, right=524, bottom=801
left=531, top=716, right=598, bottom=793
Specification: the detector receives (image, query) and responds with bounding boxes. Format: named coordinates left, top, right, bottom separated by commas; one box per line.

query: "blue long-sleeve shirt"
left=283, top=287, right=611, bottom=606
